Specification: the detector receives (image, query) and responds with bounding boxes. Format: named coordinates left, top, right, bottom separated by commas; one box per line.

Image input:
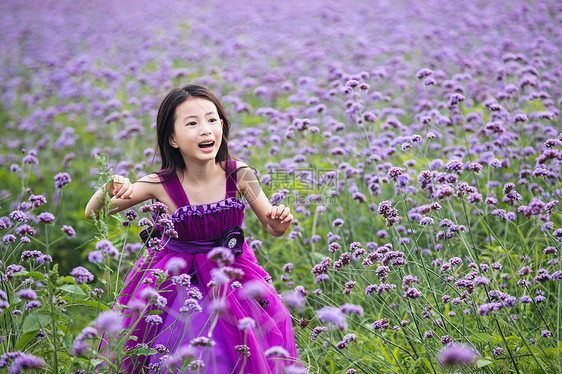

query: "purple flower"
left=126, top=300, right=146, bottom=315
left=449, top=93, right=465, bottom=106
left=71, top=335, right=89, bottom=356
left=207, top=247, right=235, bottom=267
left=478, top=302, right=502, bottom=316
left=70, top=266, right=94, bottom=284
left=3, top=234, right=17, bottom=243
left=171, top=274, right=191, bottom=287
left=6, top=264, right=25, bottom=278
left=402, top=275, right=419, bottom=288
left=54, top=172, right=71, bottom=188
left=541, top=330, right=551, bottom=338
left=387, top=167, right=405, bottom=180
left=437, top=343, right=478, bottom=366
left=332, top=218, right=344, bottom=227
left=8, top=353, right=46, bottom=373
left=249, top=239, right=262, bottom=249
left=81, top=326, right=98, bottom=339
left=372, top=318, right=390, bottom=331
left=9, top=210, right=27, bottom=223
left=61, top=225, right=76, bottom=238
left=420, top=216, right=434, bottom=225
left=264, top=346, right=290, bottom=358
left=15, top=224, right=36, bottom=237
left=339, top=303, right=364, bottom=316
left=234, top=344, right=251, bottom=358
left=241, top=280, right=268, bottom=299
left=282, top=291, right=305, bottom=313
left=190, top=336, right=215, bottom=347
left=402, top=288, right=422, bottom=299
left=36, top=212, right=55, bottom=224
left=164, top=356, right=181, bottom=370
left=328, top=242, right=341, bottom=253
left=165, top=257, right=187, bottom=273
left=29, top=195, right=47, bottom=207
left=25, top=301, right=41, bottom=310
left=492, top=347, right=504, bottom=356
left=94, top=311, right=122, bottom=334
left=317, top=306, right=347, bottom=330
left=95, top=239, right=118, bottom=259
left=177, top=344, right=197, bottom=360
left=180, top=299, right=202, bottom=313
left=336, top=333, right=356, bottom=349
left=22, top=155, right=38, bottom=165
left=145, top=315, right=163, bottom=325
left=534, top=268, right=551, bottom=283
left=88, top=251, right=104, bottom=263
left=416, top=68, right=433, bottom=80
left=17, top=289, right=37, bottom=301
left=140, top=287, right=161, bottom=304
left=474, top=276, right=489, bottom=287
left=238, top=317, right=256, bottom=330
left=543, top=246, right=557, bottom=255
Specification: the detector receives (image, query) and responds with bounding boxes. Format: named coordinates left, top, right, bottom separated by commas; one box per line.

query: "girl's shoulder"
left=228, top=160, right=258, bottom=191
left=138, top=173, right=163, bottom=182
left=227, top=159, right=254, bottom=178
left=135, top=172, right=169, bottom=196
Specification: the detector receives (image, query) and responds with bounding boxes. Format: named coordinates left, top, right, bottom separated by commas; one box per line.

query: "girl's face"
left=169, top=98, right=223, bottom=163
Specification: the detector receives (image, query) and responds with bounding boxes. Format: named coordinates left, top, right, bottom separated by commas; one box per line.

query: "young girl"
left=85, top=85, right=303, bottom=373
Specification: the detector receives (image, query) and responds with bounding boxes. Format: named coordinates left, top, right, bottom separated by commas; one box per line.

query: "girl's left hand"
left=265, top=204, right=293, bottom=224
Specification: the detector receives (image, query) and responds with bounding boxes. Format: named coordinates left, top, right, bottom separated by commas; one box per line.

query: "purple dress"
left=114, top=160, right=302, bottom=373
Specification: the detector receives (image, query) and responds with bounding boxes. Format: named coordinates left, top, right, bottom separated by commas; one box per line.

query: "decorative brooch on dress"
left=218, top=226, right=245, bottom=256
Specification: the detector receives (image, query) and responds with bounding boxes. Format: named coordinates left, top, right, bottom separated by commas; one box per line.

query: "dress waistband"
left=161, top=226, right=245, bottom=256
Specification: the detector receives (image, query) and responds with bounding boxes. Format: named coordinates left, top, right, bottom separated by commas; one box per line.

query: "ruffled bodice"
left=160, top=161, right=245, bottom=241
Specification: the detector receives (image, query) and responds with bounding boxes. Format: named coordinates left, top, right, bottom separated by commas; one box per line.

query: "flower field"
left=1, top=0, right=561, bottom=373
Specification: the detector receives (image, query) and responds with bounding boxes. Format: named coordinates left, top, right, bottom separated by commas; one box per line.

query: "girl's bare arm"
left=236, top=162, right=293, bottom=237
left=85, top=174, right=161, bottom=219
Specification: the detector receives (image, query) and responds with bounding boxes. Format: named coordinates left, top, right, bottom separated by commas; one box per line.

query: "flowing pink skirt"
left=105, top=242, right=302, bottom=373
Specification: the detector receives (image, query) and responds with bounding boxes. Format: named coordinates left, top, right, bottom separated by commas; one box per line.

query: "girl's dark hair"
left=151, top=84, right=252, bottom=195
left=156, top=84, right=232, bottom=179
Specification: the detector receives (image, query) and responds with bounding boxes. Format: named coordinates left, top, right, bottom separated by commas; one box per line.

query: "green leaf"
left=476, top=358, right=493, bottom=368
left=58, top=275, right=77, bottom=284
left=16, top=331, right=38, bottom=350
left=90, top=359, right=105, bottom=367
left=22, top=312, right=51, bottom=334
left=11, top=271, right=47, bottom=281
left=407, top=358, right=423, bottom=373
left=470, top=333, right=493, bottom=344
left=59, top=284, right=86, bottom=296
left=72, top=299, right=110, bottom=310
left=128, top=346, right=157, bottom=356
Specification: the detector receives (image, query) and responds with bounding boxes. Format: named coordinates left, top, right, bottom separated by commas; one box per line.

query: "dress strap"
left=225, top=160, right=238, bottom=198
left=160, top=170, right=190, bottom=209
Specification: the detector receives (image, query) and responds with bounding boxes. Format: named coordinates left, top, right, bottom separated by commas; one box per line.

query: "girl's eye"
left=186, top=121, right=197, bottom=126
left=209, top=118, right=218, bottom=123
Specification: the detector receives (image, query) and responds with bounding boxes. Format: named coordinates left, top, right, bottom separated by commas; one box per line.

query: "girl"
left=85, top=84, right=303, bottom=373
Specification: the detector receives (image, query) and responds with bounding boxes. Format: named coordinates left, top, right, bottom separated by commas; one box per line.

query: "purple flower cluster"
left=70, top=266, right=94, bottom=284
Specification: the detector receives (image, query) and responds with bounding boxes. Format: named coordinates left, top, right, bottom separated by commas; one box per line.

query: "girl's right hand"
left=108, top=175, right=133, bottom=199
